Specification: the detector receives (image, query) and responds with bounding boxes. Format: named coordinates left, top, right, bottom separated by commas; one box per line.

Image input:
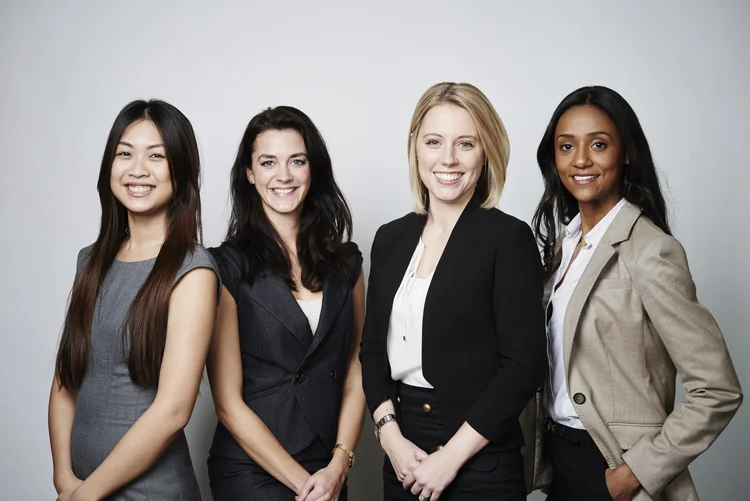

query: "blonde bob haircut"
left=408, top=82, right=510, bottom=214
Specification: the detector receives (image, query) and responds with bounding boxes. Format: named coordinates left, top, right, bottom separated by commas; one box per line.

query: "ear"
left=246, top=167, right=255, bottom=185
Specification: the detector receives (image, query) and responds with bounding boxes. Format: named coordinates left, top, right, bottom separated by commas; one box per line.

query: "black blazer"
left=208, top=242, right=362, bottom=458
left=360, top=197, right=546, bottom=452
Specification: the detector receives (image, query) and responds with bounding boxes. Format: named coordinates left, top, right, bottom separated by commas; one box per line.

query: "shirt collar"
left=563, top=197, right=627, bottom=248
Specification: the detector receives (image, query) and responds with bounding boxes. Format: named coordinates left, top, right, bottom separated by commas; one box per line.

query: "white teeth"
left=128, top=185, right=154, bottom=193
left=435, top=172, right=462, bottom=181
left=573, top=175, right=597, bottom=180
left=273, top=188, right=295, bottom=195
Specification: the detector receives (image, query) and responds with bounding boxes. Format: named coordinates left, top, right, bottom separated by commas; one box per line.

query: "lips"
left=125, top=184, right=155, bottom=196
left=434, top=172, right=463, bottom=185
left=571, top=174, right=599, bottom=185
left=271, top=187, right=298, bottom=196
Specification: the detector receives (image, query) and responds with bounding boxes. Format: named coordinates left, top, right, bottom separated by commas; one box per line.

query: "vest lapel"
left=248, top=274, right=313, bottom=349
left=304, top=276, right=347, bottom=358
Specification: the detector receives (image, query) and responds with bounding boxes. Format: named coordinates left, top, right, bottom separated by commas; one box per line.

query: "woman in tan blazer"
left=530, top=85, right=742, bottom=501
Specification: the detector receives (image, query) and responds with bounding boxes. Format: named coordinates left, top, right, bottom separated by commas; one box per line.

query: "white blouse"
left=387, top=239, right=434, bottom=389
left=297, top=296, right=323, bottom=334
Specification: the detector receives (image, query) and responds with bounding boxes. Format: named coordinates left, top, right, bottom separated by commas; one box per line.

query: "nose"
left=276, top=163, right=293, bottom=182
left=440, top=145, right=457, bottom=167
left=128, top=154, right=149, bottom=178
left=572, top=147, right=592, bottom=169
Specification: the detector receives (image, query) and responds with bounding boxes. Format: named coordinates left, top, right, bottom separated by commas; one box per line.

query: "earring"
left=249, top=178, right=255, bottom=184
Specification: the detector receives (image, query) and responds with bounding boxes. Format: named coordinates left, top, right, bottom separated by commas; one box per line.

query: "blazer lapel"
left=562, top=202, right=643, bottom=370
left=304, top=276, right=347, bottom=357
left=381, top=213, right=425, bottom=313
left=248, top=274, right=313, bottom=349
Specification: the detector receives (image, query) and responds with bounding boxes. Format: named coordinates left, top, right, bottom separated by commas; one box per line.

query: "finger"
left=411, top=481, right=424, bottom=496
left=431, top=490, right=441, bottom=501
left=297, top=479, right=316, bottom=501
left=419, top=489, right=433, bottom=501
left=402, top=471, right=416, bottom=489
left=415, top=448, right=428, bottom=461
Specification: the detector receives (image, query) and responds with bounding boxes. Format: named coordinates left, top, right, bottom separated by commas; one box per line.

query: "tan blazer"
left=526, top=202, right=743, bottom=500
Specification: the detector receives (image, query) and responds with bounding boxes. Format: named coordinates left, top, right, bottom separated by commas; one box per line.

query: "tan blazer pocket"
left=607, top=423, right=662, bottom=450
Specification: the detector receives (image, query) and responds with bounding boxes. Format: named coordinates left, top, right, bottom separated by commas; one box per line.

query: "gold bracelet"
left=332, top=442, right=355, bottom=468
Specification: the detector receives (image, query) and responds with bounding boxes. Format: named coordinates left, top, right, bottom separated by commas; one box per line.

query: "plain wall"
left=1, top=1, right=748, bottom=499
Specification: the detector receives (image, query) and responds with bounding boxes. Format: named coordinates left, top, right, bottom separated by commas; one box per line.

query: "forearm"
left=331, top=369, right=366, bottom=470
left=74, top=402, right=187, bottom=500
left=220, top=400, right=309, bottom=494
left=441, top=422, right=489, bottom=467
left=48, top=379, right=79, bottom=493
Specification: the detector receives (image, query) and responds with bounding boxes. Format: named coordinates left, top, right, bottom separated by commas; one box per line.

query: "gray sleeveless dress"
left=70, top=244, right=219, bottom=500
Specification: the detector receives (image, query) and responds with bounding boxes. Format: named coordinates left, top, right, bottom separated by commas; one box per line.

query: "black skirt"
left=382, top=383, right=525, bottom=501
left=208, top=437, right=348, bottom=501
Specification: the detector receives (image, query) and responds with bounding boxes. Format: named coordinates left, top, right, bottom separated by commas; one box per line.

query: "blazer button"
left=330, top=369, right=339, bottom=380
left=573, top=392, right=586, bottom=405
left=295, top=373, right=307, bottom=384
left=422, top=403, right=432, bottom=414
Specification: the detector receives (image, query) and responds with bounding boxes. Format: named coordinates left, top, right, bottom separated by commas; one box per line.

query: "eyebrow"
left=257, top=152, right=308, bottom=160
left=117, top=141, right=165, bottom=150
left=557, top=131, right=613, bottom=140
left=422, top=133, right=478, bottom=141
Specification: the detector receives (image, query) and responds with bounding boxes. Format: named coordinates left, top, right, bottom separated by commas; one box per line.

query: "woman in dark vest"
left=207, top=106, right=366, bottom=501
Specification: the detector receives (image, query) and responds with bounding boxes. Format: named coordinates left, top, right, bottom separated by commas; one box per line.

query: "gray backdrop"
left=1, top=1, right=748, bottom=499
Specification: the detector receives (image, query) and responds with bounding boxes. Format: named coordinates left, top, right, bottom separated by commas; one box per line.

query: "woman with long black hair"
left=48, top=99, right=220, bottom=500
left=532, top=86, right=742, bottom=501
left=206, top=106, right=365, bottom=501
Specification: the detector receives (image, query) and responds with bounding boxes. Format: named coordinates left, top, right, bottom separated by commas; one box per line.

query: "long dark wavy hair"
left=532, top=86, right=671, bottom=277
left=56, top=99, right=202, bottom=391
left=226, top=106, right=354, bottom=291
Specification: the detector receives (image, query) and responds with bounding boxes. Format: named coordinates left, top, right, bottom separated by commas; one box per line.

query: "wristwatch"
left=374, top=413, right=398, bottom=442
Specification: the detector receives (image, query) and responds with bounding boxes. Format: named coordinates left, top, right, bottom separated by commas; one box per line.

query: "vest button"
left=573, top=392, right=586, bottom=405
left=422, top=403, right=432, bottom=414
left=330, top=369, right=339, bottom=380
left=295, top=373, right=307, bottom=384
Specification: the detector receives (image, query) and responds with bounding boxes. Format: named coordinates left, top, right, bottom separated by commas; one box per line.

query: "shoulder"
left=373, top=212, right=423, bottom=245
left=180, top=243, right=219, bottom=274
left=625, top=216, right=690, bottom=282
left=76, top=243, right=96, bottom=274
left=480, top=208, right=536, bottom=249
left=340, top=240, right=363, bottom=262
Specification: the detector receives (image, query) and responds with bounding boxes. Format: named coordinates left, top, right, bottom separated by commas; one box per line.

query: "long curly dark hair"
left=225, top=106, right=354, bottom=291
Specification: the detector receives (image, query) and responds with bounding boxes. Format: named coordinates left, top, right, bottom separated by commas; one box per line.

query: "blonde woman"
left=360, top=82, right=546, bottom=500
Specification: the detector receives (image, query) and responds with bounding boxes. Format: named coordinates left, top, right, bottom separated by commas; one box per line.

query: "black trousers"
left=545, top=420, right=612, bottom=501
left=208, top=438, right=348, bottom=501
left=383, top=383, right=526, bottom=501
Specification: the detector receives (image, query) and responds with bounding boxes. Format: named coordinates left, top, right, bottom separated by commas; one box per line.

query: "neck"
left=123, top=210, right=168, bottom=259
left=578, top=196, right=621, bottom=237
left=426, top=188, right=475, bottom=233
left=265, top=206, right=300, bottom=255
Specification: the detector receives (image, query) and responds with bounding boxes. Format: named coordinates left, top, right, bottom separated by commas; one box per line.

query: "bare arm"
left=330, top=271, right=367, bottom=470
left=48, top=377, right=82, bottom=494
left=207, top=284, right=310, bottom=495
left=70, top=268, right=218, bottom=500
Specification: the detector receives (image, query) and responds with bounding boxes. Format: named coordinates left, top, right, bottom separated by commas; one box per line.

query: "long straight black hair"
left=226, top=106, right=354, bottom=290
left=532, top=86, right=671, bottom=277
left=56, top=99, right=202, bottom=391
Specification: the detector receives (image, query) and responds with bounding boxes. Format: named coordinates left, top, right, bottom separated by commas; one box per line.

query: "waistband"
left=544, top=419, right=598, bottom=449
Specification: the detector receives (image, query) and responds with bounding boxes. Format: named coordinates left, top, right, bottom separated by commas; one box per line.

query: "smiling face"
left=416, top=103, right=485, bottom=209
left=110, top=119, right=174, bottom=217
left=247, top=129, right=311, bottom=221
left=554, top=105, right=627, bottom=213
